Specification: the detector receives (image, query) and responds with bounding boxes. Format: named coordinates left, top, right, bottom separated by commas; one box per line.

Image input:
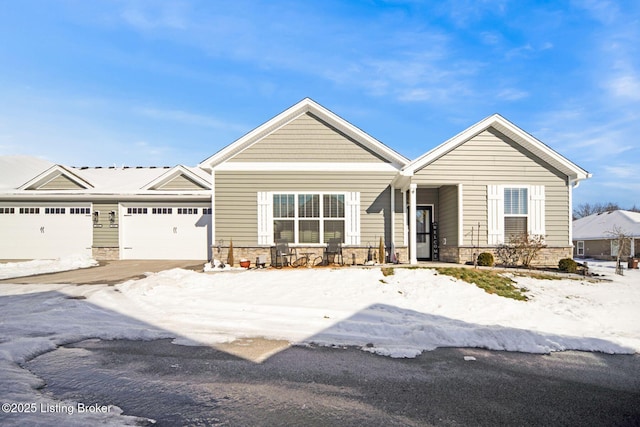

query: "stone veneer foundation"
left=439, top=246, right=573, bottom=267
left=215, top=246, right=409, bottom=267
left=91, top=244, right=570, bottom=267
left=92, top=247, right=120, bottom=261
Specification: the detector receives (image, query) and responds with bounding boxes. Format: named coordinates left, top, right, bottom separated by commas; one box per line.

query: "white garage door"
left=0, top=204, right=92, bottom=259
left=121, top=204, right=211, bottom=260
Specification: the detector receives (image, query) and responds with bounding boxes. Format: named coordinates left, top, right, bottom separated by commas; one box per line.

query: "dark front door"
left=416, top=206, right=433, bottom=261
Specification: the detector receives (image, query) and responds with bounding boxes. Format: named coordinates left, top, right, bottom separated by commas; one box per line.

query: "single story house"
left=573, top=210, right=640, bottom=260
left=0, top=98, right=590, bottom=266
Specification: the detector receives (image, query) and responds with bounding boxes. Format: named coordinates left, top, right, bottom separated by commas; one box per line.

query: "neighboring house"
left=573, top=210, right=640, bottom=260
left=0, top=98, right=590, bottom=265
left=0, top=156, right=212, bottom=260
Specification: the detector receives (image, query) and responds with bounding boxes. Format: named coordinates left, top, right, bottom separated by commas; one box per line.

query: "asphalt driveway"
left=23, top=339, right=640, bottom=426
left=0, top=260, right=205, bottom=285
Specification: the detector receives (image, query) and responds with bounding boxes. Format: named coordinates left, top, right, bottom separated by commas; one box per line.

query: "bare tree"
left=573, top=202, right=622, bottom=219
left=605, top=225, right=632, bottom=275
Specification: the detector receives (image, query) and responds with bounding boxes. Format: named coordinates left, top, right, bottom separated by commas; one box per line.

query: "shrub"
left=558, top=258, right=577, bottom=273
left=495, top=244, right=519, bottom=267
left=477, top=252, right=494, bottom=267
left=495, top=233, right=546, bottom=267
left=511, top=233, right=546, bottom=267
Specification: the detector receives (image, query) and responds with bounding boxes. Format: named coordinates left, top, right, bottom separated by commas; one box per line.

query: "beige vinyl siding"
left=215, top=171, right=396, bottom=246
left=438, top=185, right=459, bottom=247
left=416, top=188, right=438, bottom=212
left=413, top=128, right=569, bottom=246
left=157, top=175, right=207, bottom=190
left=93, top=202, right=119, bottom=247
left=393, top=188, right=404, bottom=246
left=229, top=113, right=390, bottom=163
left=38, top=174, right=85, bottom=190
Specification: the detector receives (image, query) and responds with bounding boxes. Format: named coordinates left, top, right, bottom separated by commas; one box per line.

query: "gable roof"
left=19, top=164, right=94, bottom=190
left=573, top=210, right=640, bottom=240
left=404, top=114, right=591, bottom=182
left=198, top=98, right=410, bottom=170
left=142, top=165, right=211, bottom=190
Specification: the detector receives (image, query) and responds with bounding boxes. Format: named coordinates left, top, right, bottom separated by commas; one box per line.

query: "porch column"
left=390, top=185, right=395, bottom=248
left=409, top=183, right=417, bottom=264
left=210, top=169, right=216, bottom=259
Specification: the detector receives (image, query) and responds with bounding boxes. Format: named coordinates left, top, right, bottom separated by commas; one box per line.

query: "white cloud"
left=603, top=164, right=636, bottom=179
left=497, top=88, right=529, bottom=101
left=120, top=1, right=190, bottom=31
left=606, top=73, right=640, bottom=101
left=573, top=0, right=621, bottom=24
left=134, top=107, right=246, bottom=132
left=480, top=31, right=502, bottom=45
left=397, top=89, right=432, bottom=102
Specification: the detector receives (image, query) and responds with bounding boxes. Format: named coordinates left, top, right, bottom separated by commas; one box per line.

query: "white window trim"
left=576, top=240, right=585, bottom=256
left=487, top=184, right=545, bottom=245
left=258, top=191, right=360, bottom=246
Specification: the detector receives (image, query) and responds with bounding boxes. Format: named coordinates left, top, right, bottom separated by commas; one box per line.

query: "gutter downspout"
left=568, top=174, right=591, bottom=247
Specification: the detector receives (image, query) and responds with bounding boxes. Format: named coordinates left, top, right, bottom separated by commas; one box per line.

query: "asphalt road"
left=25, top=339, right=640, bottom=426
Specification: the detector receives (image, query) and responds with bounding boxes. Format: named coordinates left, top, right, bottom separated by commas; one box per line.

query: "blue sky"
left=0, top=0, right=638, bottom=208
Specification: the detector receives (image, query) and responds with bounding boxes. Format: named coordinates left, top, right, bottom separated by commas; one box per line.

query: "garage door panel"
left=0, top=205, right=92, bottom=259
left=121, top=205, right=211, bottom=260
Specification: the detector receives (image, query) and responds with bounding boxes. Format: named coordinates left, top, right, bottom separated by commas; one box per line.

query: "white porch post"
left=402, top=189, right=408, bottom=246
left=390, top=185, right=396, bottom=247
left=409, top=183, right=417, bottom=265
left=210, top=170, right=216, bottom=258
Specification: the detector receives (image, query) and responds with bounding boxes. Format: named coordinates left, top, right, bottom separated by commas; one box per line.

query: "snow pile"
left=96, top=264, right=637, bottom=357
left=0, top=258, right=638, bottom=424
left=0, top=254, right=98, bottom=280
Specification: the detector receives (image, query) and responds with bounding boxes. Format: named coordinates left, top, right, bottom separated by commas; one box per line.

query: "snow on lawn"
left=0, top=258, right=638, bottom=425
left=0, top=254, right=97, bottom=280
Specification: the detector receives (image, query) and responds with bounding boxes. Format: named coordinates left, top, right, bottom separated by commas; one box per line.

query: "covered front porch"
left=398, top=183, right=467, bottom=265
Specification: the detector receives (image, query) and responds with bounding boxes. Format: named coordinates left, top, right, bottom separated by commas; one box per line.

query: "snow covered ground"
left=0, top=255, right=97, bottom=280
left=0, top=257, right=638, bottom=425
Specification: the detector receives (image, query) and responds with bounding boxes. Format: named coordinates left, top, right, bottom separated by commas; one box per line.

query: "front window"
left=273, top=193, right=345, bottom=244
left=504, top=187, right=528, bottom=241
left=611, top=240, right=620, bottom=257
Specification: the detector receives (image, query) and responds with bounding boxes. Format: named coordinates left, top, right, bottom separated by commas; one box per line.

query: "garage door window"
left=127, top=208, right=147, bottom=215
left=70, top=208, right=91, bottom=214
left=19, top=208, right=40, bottom=214
left=152, top=208, right=172, bottom=214
left=177, top=208, right=199, bottom=214
left=0, top=208, right=15, bottom=214
left=45, top=208, right=66, bottom=214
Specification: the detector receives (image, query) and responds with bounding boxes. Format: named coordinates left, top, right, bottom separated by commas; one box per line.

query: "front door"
left=416, top=206, right=433, bottom=261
